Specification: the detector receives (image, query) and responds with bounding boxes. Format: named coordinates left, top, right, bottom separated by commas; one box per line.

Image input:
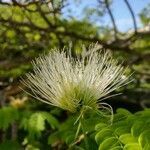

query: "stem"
left=74, top=108, right=84, bottom=140
left=71, top=107, right=89, bottom=149
left=75, top=121, right=81, bottom=139
left=11, top=122, right=18, bottom=141
left=80, top=114, right=89, bottom=149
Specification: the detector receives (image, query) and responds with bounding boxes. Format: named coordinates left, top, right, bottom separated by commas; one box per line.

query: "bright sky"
left=63, top=0, right=150, bottom=32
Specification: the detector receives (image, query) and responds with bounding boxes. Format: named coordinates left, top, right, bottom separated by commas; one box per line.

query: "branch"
left=0, top=0, right=10, bottom=6
left=36, top=2, right=57, bottom=28
left=124, top=0, right=137, bottom=33
left=103, top=0, right=118, bottom=39
left=0, top=0, right=148, bottom=52
left=11, top=0, right=39, bottom=7
left=1, top=16, right=148, bottom=52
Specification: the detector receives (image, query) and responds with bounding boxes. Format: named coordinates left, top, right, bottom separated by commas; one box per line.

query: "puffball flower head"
left=22, top=44, right=130, bottom=113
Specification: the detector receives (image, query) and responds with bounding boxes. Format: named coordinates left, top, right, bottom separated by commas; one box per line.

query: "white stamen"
left=22, top=44, right=131, bottom=112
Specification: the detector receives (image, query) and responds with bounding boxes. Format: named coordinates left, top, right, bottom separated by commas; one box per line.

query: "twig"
left=104, top=0, right=118, bottom=39
left=124, top=0, right=137, bottom=33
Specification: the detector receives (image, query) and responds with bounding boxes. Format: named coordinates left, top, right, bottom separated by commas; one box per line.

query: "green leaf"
left=119, top=133, right=137, bottom=144
left=71, top=145, right=85, bottom=150
left=82, top=117, right=102, bottom=132
left=143, top=143, right=150, bottom=150
left=65, top=134, right=75, bottom=144
left=135, top=109, right=150, bottom=117
left=95, top=123, right=108, bottom=131
left=23, top=111, right=59, bottom=138
left=113, top=108, right=131, bottom=123
left=0, top=106, right=19, bottom=130
left=62, top=130, right=75, bottom=142
left=113, top=113, right=128, bottom=124
left=95, top=128, right=113, bottom=144
left=95, top=109, right=150, bottom=149
left=27, top=112, right=46, bottom=137
left=0, top=141, right=21, bottom=150
left=138, top=130, right=150, bottom=148
left=99, top=137, right=120, bottom=150
left=42, top=112, right=59, bottom=129
left=123, top=143, right=142, bottom=150
left=114, top=126, right=130, bottom=136
left=116, top=109, right=131, bottom=116
left=110, top=146, right=122, bottom=150
left=25, top=144, right=40, bottom=150
left=86, top=138, right=98, bottom=150
left=48, top=132, right=60, bottom=145
left=131, top=121, right=150, bottom=137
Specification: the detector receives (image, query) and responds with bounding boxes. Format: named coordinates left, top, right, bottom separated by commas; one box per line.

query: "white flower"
left=22, top=44, right=131, bottom=112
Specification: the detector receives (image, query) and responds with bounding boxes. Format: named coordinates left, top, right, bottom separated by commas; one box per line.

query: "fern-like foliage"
left=21, top=112, right=59, bottom=138
left=95, top=108, right=150, bottom=150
